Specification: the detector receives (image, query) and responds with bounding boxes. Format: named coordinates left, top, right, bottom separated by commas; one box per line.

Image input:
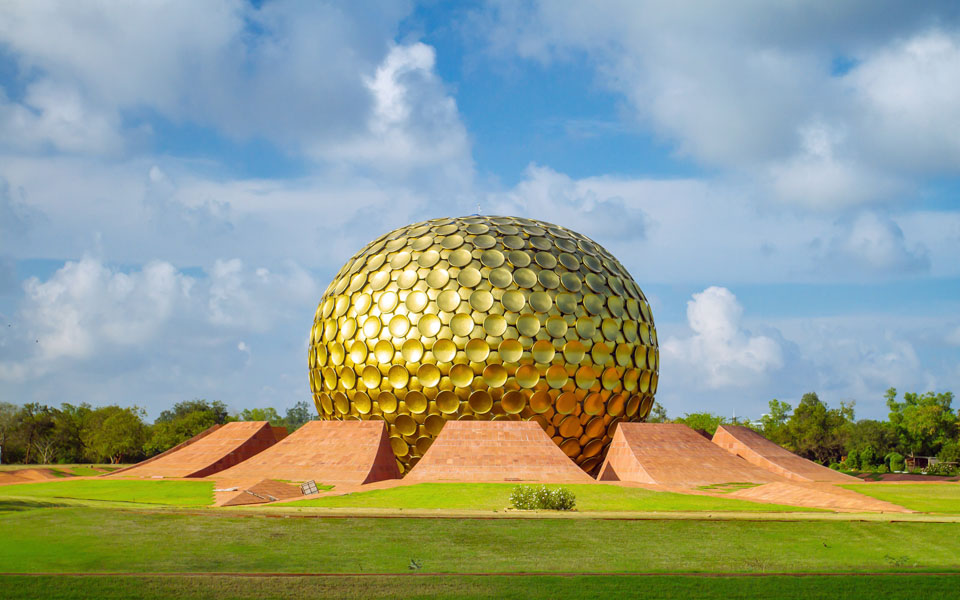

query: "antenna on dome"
left=473, top=202, right=482, bottom=216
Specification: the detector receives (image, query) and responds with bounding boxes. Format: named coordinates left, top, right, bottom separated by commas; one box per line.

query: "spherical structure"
left=308, top=215, right=659, bottom=475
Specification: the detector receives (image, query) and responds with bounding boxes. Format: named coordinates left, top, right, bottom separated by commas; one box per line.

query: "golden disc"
left=507, top=249, right=531, bottom=267
left=457, top=267, right=482, bottom=287
left=501, top=390, right=526, bottom=414
left=531, top=339, right=555, bottom=363
left=465, top=338, right=490, bottom=362
left=426, top=269, right=450, bottom=288
left=388, top=364, right=409, bottom=389
left=488, top=267, right=513, bottom=288
left=480, top=249, right=505, bottom=268
left=433, top=338, right=457, bottom=362
left=556, top=391, right=577, bottom=415
left=389, top=314, right=411, bottom=337
left=424, top=414, right=445, bottom=436
left=516, top=364, right=540, bottom=388
left=417, top=363, right=441, bottom=387
left=482, top=363, right=508, bottom=387
left=501, top=290, right=526, bottom=312
left=545, top=316, right=568, bottom=338
left=563, top=340, right=586, bottom=364
left=583, top=393, right=604, bottom=416
left=468, top=389, right=493, bottom=414
left=405, top=290, right=428, bottom=313
left=469, top=289, right=494, bottom=311
left=353, top=391, right=372, bottom=415
left=513, top=268, right=537, bottom=288
left=483, top=314, right=507, bottom=336
left=450, top=313, right=475, bottom=337
left=418, top=313, right=442, bottom=337
left=448, top=248, right=472, bottom=267
left=436, top=390, right=460, bottom=414
left=545, top=364, right=568, bottom=389
left=450, top=364, right=474, bottom=388
left=395, top=414, right=418, bottom=436
left=516, top=314, right=540, bottom=337
left=575, top=365, right=597, bottom=389
left=529, top=390, right=553, bottom=413
left=405, top=390, right=428, bottom=414
left=437, top=290, right=461, bottom=312
left=401, top=339, right=424, bottom=362
left=498, top=338, right=523, bottom=362
left=361, top=365, right=382, bottom=389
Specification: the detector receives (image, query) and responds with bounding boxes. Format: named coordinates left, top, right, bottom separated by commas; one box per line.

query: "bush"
left=886, top=452, right=905, bottom=472
left=829, top=462, right=842, bottom=471
left=845, top=449, right=860, bottom=471
left=509, top=485, right=576, bottom=511
left=876, top=464, right=889, bottom=474
left=860, top=446, right=876, bottom=469
left=925, top=462, right=957, bottom=476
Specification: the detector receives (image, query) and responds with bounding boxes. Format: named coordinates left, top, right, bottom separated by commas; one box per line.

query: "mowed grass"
left=0, top=479, right=214, bottom=507
left=2, top=507, right=959, bottom=574
left=842, top=483, right=960, bottom=513
left=2, top=575, right=960, bottom=600
left=282, top=483, right=818, bottom=512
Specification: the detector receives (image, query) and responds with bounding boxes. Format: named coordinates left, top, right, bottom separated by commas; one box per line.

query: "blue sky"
left=1, top=1, right=959, bottom=421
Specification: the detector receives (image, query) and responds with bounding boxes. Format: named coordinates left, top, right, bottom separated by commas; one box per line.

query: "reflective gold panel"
left=309, top=215, right=659, bottom=474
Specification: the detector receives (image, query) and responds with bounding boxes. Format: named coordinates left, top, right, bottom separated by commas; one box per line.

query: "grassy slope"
left=842, top=484, right=960, bottom=513
left=1, top=507, right=959, bottom=574
left=282, top=483, right=817, bottom=512
left=2, top=575, right=960, bottom=600
left=0, top=480, right=213, bottom=507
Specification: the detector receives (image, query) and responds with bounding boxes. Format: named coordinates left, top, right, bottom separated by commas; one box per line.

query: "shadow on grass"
left=0, top=499, right=69, bottom=514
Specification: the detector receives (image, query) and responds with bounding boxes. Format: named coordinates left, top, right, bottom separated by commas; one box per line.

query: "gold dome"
left=308, top=215, right=659, bottom=475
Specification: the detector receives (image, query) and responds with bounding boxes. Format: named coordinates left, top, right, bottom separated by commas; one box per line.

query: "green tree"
left=647, top=401, right=668, bottom=423
left=760, top=399, right=792, bottom=445
left=52, top=403, right=92, bottom=463
left=240, top=407, right=283, bottom=426
left=13, top=403, right=55, bottom=464
left=157, top=399, right=230, bottom=425
left=0, top=402, right=18, bottom=464
left=86, top=406, right=147, bottom=463
left=672, top=412, right=728, bottom=436
left=283, top=401, right=313, bottom=432
left=144, top=410, right=216, bottom=456
left=886, top=388, right=956, bottom=457
left=784, top=393, right=853, bottom=464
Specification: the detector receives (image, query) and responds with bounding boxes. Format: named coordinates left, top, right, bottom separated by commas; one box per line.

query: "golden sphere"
left=308, top=216, right=659, bottom=475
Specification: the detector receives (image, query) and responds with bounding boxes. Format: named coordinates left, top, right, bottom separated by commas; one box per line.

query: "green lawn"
left=842, top=483, right=960, bottom=513
left=0, top=479, right=214, bottom=507
left=2, top=507, right=959, bottom=574
left=2, top=575, right=959, bottom=600
left=281, top=482, right=817, bottom=512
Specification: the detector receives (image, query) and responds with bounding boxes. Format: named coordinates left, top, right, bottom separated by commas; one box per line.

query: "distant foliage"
left=886, top=452, right=906, bottom=472
left=510, top=485, right=576, bottom=511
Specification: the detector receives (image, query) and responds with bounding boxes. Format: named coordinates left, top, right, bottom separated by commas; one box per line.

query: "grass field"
left=2, top=574, right=960, bottom=600
left=2, top=506, right=959, bottom=574
left=0, top=480, right=214, bottom=507
left=842, top=483, right=960, bottom=513
left=281, top=482, right=818, bottom=512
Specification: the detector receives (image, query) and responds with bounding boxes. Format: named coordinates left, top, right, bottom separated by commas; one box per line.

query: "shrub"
left=876, top=464, right=889, bottom=474
left=509, top=485, right=576, bottom=511
left=886, top=452, right=905, bottom=472
left=845, top=449, right=860, bottom=471
left=829, top=462, right=842, bottom=471
left=860, top=446, right=876, bottom=469
left=925, top=462, right=957, bottom=476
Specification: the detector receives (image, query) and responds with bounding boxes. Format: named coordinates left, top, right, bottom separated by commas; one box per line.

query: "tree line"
left=1, top=387, right=955, bottom=472
left=653, top=388, right=958, bottom=474
left=0, top=399, right=314, bottom=465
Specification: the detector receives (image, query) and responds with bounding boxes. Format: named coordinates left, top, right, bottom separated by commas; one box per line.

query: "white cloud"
left=17, top=256, right=193, bottom=364
left=0, top=1, right=470, bottom=175
left=847, top=29, right=960, bottom=172
left=480, top=2, right=960, bottom=208
left=819, top=212, right=929, bottom=274
left=662, top=287, right=783, bottom=388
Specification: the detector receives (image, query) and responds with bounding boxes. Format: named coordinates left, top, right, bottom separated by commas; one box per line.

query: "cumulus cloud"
left=662, top=287, right=784, bottom=388
left=818, top=211, right=930, bottom=275
left=0, top=1, right=470, bottom=176
left=487, top=164, right=647, bottom=243
left=480, top=2, right=960, bottom=208
left=0, top=255, right=319, bottom=384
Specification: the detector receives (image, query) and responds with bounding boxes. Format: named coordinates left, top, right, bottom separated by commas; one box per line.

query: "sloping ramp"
left=213, top=420, right=400, bottom=485
left=406, top=421, right=594, bottom=483
left=712, top=425, right=859, bottom=483
left=598, top=423, right=784, bottom=487
left=111, top=421, right=282, bottom=479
